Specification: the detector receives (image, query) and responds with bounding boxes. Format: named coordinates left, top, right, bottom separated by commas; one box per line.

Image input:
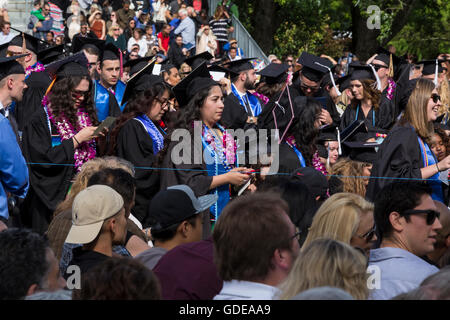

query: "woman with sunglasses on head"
left=367, top=78, right=450, bottom=203
left=108, top=67, right=171, bottom=226
left=105, top=23, right=127, bottom=52
left=21, top=56, right=106, bottom=234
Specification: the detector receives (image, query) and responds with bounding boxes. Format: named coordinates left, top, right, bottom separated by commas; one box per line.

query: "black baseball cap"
left=148, top=185, right=218, bottom=232
left=291, top=167, right=329, bottom=199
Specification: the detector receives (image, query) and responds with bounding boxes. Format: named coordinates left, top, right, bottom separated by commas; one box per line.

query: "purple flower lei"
left=42, top=95, right=96, bottom=171
left=25, top=62, right=45, bottom=78
left=253, top=92, right=270, bottom=105
left=203, top=126, right=237, bottom=169
left=386, top=78, right=397, bottom=101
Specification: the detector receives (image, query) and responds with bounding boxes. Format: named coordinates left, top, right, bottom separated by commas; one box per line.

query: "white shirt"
left=0, top=32, right=14, bottom=45
left=214, top=280, right=280, bottom=300
left=127, top=37, right=148, bottom=57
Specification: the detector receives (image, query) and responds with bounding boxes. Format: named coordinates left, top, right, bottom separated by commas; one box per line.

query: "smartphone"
left=93, top=116, right=116, bottom=136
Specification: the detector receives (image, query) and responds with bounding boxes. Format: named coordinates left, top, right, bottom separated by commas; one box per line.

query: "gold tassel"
left=21, top=32, right=26, bottom=54
left=388, top=54, right=394, bottom=79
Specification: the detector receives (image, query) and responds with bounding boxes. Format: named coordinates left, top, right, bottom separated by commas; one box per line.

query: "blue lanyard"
left=355, top=104, right=375, bottom=127
left=285, top=141, right=306, bottom=167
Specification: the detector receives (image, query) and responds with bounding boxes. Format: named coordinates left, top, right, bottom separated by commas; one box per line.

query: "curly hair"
left=48, top=76, right=99, bottom=127
left=73, top=257, right=161, bottom=300
left=157, top=84, right=222, bottom=166
left=330, top=158, right=370, bottom=197
left=108, top=82, right=170, bottom=155
left=350, top=79, right=381, bottom=110
left=286, top=97, right=322, bottom=166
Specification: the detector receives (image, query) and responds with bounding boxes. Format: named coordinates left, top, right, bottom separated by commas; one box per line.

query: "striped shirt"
left=209, top=18, right=231, bottom=43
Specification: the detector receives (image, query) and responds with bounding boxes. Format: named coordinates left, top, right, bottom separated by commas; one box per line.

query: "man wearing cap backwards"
left=65, top=185, right=128, bottom=278
left=0, top=56, right=29, bottom=227
left=136, top=185, right=215, bottom=269
left=94, top=43, right=125, bottom=121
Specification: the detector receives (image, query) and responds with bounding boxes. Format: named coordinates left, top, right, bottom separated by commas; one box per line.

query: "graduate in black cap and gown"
left=339, top=63, right=392, bottom=142
left=160, top=62, right=253, bottom=223
left=7, top=33, right=52, bottom=133
left=109, top=61, right=169, bottom=226
left=94, top=43, right=125, bottom=121
left=366, top=78, right=450, bottom=202
left=20, top=53, right=107, bottom=233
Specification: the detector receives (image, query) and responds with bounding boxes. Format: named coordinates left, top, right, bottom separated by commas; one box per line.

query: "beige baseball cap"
left=65, top=185, right=124, bottom=244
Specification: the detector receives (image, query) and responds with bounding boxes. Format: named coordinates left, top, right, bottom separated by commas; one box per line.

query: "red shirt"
left=157, top=32, right=170, bottom=52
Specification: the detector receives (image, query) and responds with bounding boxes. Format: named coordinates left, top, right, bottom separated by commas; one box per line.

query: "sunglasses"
left=71, top=90, right=89, bottom=100
left=431, top=93, right=441, bottom=103
left=372, top=64, right=388, bottom=71
left=300, top=83, right=321, bottom=92
left=358, top=225, right=376, bottom=242
left=401, top=209, right=440, bottom=225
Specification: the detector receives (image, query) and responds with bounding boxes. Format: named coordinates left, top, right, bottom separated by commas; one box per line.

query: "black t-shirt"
left=65, top=247, right=111, bottom=279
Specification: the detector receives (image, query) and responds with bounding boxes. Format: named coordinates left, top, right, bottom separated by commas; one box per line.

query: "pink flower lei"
left=42, top=95, right=96, bottom=171
left=25, top=62, right=45, bottom=78
left=204, top=125, right=237, bottom=169
left=386, top=78, right=396, bottom=101
left=253, top=92, right=270, bottom=105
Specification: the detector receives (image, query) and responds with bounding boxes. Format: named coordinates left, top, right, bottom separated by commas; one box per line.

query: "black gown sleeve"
left=220, top=93, right=248, bottom=130
left=108, top=91, right=122, bottom=118
left=278, top=142, right=302, bottom=174
left=160, top=137, right=213, bottom=197
left=365, top=124, right=423, bottom=201
left=116, top=119, right=160, bottom=225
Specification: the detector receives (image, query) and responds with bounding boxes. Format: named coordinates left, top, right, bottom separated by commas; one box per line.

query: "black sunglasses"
left=372, top=64, right=388, bottom=71
left=358, top=225, right=376, bottom=242
left=401, top=209, right=440, bottom=225
left=431, top=93, right=441, bottom=103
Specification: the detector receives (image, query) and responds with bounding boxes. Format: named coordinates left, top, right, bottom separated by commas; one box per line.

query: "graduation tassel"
left=388, top=54, right=394, bottom=79
left=337, top=126, right=342, bottom=155
left=314, top=61, right=341, bottom=96
left=369, top=63, right=382, bottom=91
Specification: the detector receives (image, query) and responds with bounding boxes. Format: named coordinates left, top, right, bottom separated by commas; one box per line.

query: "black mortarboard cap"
left=419, top=59, right=445, bottom=76
left=37, top=45, right=65, bottom=65
left=375, top=47, right=403, bottom=68
left=0, top=55, right=27, bottom=81
left=72, top=37, right=105, bottom=54
left=161, top=62, right=176, bottom=73
left=184, top=51, right=214, bottom=69
left=349, top=63, right=376, bottom=82
left=342, top=141, right=380, bottom=164
left=122, top=60, right=164, bottom=105
left=297, top=52, right=331, bottom=82
left=45, top=52, right=89, bottom=79
left=124, top=55, right=154, bottom=76
left=318, top=124, right=338, bottom=142
left=99, top=42, right=121, bottom=62
left=223, top=58, right=255, bottom=74
left=0, top=43, right=9, bottom=58
left=258, top=62, right=289, bottom=85
left=172, top=61, right=217, bottom=107
left=8, top=32, right=41, bottom=54
left=336, top=74, right=351, bottom=91
left=340, top=119, right=368, bottom=143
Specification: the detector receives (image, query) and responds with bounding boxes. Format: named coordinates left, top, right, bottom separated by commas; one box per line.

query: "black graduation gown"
left=107, top=89, right=123, bottom=119
left=278, top=142, right=304, bottom=174
left=20, top=107, right=76, bottom=234
left=15, top=71, right=52, bottom=132
left=339, top=103, right=391, bottom=141
left=221, top=93, right=248, bottom=130
left=160, top=135, right=213, bottom=197
left=365, top=123, right=423, bottom=201
left=115, top=119, right=162, bottom=227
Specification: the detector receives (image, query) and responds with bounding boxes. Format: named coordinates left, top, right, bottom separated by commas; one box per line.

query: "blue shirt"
left=0, top=113, right=29, bottom=220
left=174, top=16, right=196, bottom=47
left=368, top=247, right=439, bottom=300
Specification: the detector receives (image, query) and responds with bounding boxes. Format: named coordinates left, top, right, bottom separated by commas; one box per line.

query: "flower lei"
left=42, top=95, right=96, bottom=171
left=386, top=78, right=396, bottom=101
left=253, top=92, right=270, bottom=105
left=312, top=150, right=328, bottom=176
left=25, top=62, right=45, bottom=78
left=203, top=125, right=236, bottom=169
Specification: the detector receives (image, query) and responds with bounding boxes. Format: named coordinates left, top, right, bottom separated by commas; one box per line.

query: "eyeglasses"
left=156, top=97, right=169, bottom=107
left=87, top=62, right=97, bottom=69
left=401, top=209, right=440, bottom=225
left=71, top=90, right=89, bottom=100
left=358, top=225, right=376, bottom=242
left=6, top=50, right=25, bottom=57
left=431, top=93, right=441, bottom=103
left=300, top=83, right=320, bottom=92
left=372, top=64, right=388, bottom=71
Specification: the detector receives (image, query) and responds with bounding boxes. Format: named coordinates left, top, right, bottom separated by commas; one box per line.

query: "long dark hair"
left=48, top=75, right=98, bottom=127
left=108, top=82, right=170, bottom=155
left=157, top=84, right=222, bottom=166
left=286, top=97, right=322, bottom=166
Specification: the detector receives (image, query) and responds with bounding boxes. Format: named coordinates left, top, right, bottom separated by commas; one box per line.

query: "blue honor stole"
left=231, top=84, right=262, bottom=116
left=201, top=124, right=234, bottom=221
left=285, top=140, right=306, bottom=168
left=418, top=137, right=444, bottom=202
left=94, top=80, right=126, bottom=121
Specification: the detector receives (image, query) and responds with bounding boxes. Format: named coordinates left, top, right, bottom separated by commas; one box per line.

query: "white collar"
left=232, top=83, right=246, bottom=97
left=215, top=280, right=280, bottom=300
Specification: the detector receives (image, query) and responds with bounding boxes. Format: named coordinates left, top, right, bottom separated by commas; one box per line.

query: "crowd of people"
left=0, top=0, right=450, bottom=301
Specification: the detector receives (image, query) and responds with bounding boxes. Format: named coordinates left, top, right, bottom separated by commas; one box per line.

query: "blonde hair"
left=330, top=158, right=370, bottom=197
left=53, top=156, right=135, bottom=217
left=401, top=78, right=436, bottom=139
left=278, top=238, right=369, bottom=300
left=107, top=23, right=120, bottom=37
left=438, top=78, right=449, bottom=116
left=301, top=193, right=374, bottom=249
